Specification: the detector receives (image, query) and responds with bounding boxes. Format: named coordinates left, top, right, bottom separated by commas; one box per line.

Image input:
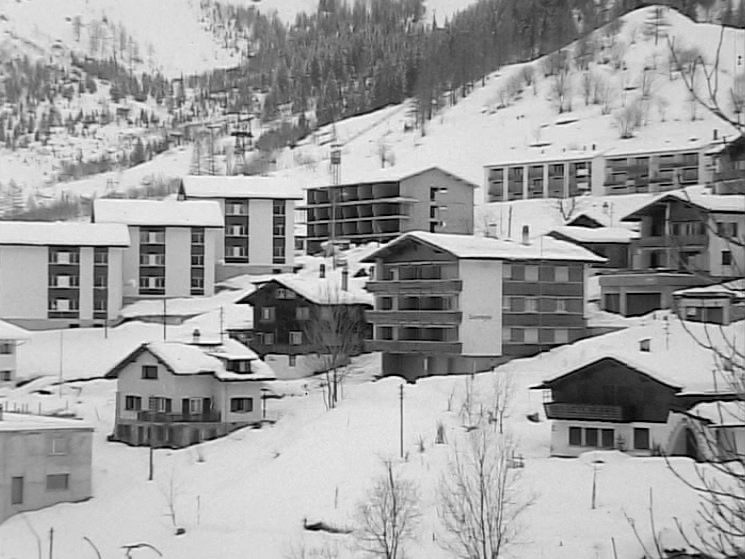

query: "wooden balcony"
left=137, top=410, right=222, bottom=423
left=365, top=279, right=463, bottom=294
left=636, top=234, right=707, bottom=248
left=366, top=310, right=462, bottom=325
left=544, top=402, right=633, bottom=422
left=365, top=339, right=462, bottom=353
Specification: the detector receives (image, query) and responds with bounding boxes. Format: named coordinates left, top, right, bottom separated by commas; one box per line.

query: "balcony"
left=636, top=234, right=707, bottom=248
left=365, top=339, right=462, bottom=353
left=366, top=310, right=462, bottom=325
left=365, top=279, right=463, bottom=294
left=136, top=410, right=222, bottom=423
left=544, top=402, right=634, bottom=422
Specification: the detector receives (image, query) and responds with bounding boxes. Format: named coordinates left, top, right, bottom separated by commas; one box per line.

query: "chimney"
left=639, top=338, right=651, bottom=352
left=319, top=263, right=326, bottom=279
left=341, top=267, right=349, bottom=291
left=192, top=327, right=201, bottom=344
left=713, top=129, right=719, bottom=140
left=521, top=225, right=530, bottom=245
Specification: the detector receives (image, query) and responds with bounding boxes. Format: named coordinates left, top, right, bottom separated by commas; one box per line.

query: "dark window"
left=510, top=264, right=525, bottom=281
left=569, top=427, right=582, bottom=446
left=11, top=477, right=23, bottom=504
left=585, top=428, right=598, bottom=447
left=634, top=428, right=650, bottom=450
left=601, top=429, right=615, bottom=448
left=230, top=397, right=254, bottom=413
left=46, top=474, right=69, bottom=491
left=722, top=251, right=732, bottom=266
left=191, top=228, right=205, bottom=244
left=261, top=307, right=276, bottom=322
left=125, top=395, right=142, bottom=410
left=141, top=365, right=158, bottom=379
left=288, top=355, right=297, bottom=367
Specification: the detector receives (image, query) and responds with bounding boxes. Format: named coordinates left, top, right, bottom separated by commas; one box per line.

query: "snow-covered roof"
left=0, top=412, right=93, bottom=433
left=622, top=189, right=745, bottom=220
left=0, top=319, right=29, bottom=341
left=305, top=165, right=479, bottom=190
left=0, top=221, right=130, bottom=247
left=689, top=401, right=744, bottom=427
left=674, top=279, right=745, bottom=299
left=484, top=148, right=604, bottom=168
left=94, top=199, right=223, bottom=228
left=549, top=226, right=638, bottom=244
left=181, top=175, right=303, bottom=200
left=602, top=136, right=713, bottom=158
left=247, top=269, right=373, bottom=306
left=362, top=231, right=607, bottom=263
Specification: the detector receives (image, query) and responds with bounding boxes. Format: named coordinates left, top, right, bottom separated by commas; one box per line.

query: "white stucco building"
left=179, top=176, right=301, bottom=279
left=0, top=320, right=29, bottom=387
left=93, top=198, right=223, bottom=301
left=0, top=222, right=130, bottom=329
left=0, top=410, right=93, bottom=525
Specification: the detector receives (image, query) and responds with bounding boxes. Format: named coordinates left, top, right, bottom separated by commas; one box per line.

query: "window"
left=273, top=200, right=286, bottom=215
left=525, top=297, right=538, bottom=312
left=191, top=277, right=204, bottom=290
left=379, top=326, right=394, bottom=340
left=634, top=428, right=650, bottom=450
left=148, top=397, right=171, bottom=413
left=139, top=276, right=165, bottom=290
left=722, top=251, right=733, bottom=266
left=717, top=222, right=738, bottom=238
left=94, top=274, right=107, bottom=288
left=139, top=229, right=165, bottom=244
left=502, top=327, right=511, bottom=341
left=555, top=266, right=569, bottom=282
left=0, top=370, right=11, bottom=382
left=276, top=288, right=296, bottom=300
left=296, top=306, right=310, bottom=320
left=0, top=342, right=14, bottom=355
left=585, top=428, right=599, bottom=447
left=46, top=474, right=69, bottom=491
left=189, top=398, right=203, bottom=414
left=509, top=264, right=525, bottom=281
left=556, top=299, right=567, bottom=313
left=49, top=437, right=68, bottom=455
left=273, top=223, right=286, bottom=236
left=524, top=328, right=539, bottom=344
left=554, top=329, right=569, bottom=344
left=191, top=254, right=205, bottom=267
left=11, top=477, right=23, bottom=505
left=569, top=427, right=582, bottom=446
left=94, top=249, right=108, bottom=265
left=140, top=254, right=165, bottom=266
left=230, top=397, right=254, bottom=413
left=191, top=228, right=205, bottom=244
left=290, top=331, right=303, bottom=345
left=288, top=355, right=297, bottom=367
left=601, top=429, right=615, bottom=448
left=525, top=265, right=539, bottom=282
left=259, top=332, right=274, bottom=345
left=141, top=365, right=158, bottom=380
left=125, top=395, right=142, bottom=410
left=509, top=328, right=524, bottom=343
left=261, top=307, right=276, bottom=322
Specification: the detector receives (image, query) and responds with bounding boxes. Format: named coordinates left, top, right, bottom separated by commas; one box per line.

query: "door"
left=626, top=292, right=662, bottom=317
left=11, top=477, right=23, bottom=505
left=182, top=398, right=190, bottom=418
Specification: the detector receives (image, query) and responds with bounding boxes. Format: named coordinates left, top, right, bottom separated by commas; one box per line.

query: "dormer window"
left=228, top=360, right=252, bottom=374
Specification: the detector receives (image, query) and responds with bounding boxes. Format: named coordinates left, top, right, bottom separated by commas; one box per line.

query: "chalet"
left=302, top=166, right=477, bottom=254
left=0, top=222, right=130, bottom=329
left=0, top=409, right=93, bottom=525
left=362, top=230, right=605, bottom=380
left=0, top=320, right=29, bottom=387
left=600, top=189, right=745, bottom=316
left=548, top=226, right=637, bottom=270
left=178, top=176, right=301, bottom=278
left=239, top=266, right=372, bottom=379
left=533, top=348, right=741, bottom=459
left=105, top=336, right=275, bottom=448
left=93, top=198, right=223, bottom=301
left=673, top=279, right=745, bottom=325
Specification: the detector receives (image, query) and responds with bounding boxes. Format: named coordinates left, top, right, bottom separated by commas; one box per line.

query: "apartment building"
left=484, top=140, right=714, bottom=202
left=600, top=189, right=745, bottom=316
left=362, top=231, right=605, bottom=380
left=303, top=167, right=476, bottom=254
left=106, top=336, right=275, bottom=448
left=0, top=222, right=129, bottom=329
left=178, top=176, right=301, bottom=278
left=0, top=320, right=29, bottom=387
left=0, top=409, right=93, bottom=524
left=239, top=266, right=372, bottom=379
left=708, top=134, right=745, bottom=194
left=93, top=199, right=223, bottom=301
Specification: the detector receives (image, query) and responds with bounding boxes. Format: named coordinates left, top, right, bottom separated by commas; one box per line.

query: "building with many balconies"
left=361, top=231, right=605, bottom=380
left=178, top=176, right=301, bottom=278
left=599, top=189, right=745, bottom=316
left=303, top=167, right=476, bottom=254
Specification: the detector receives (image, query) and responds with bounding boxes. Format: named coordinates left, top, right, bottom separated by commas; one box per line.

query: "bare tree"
left=355, top=460, right=421, bottom=559
left=551, top=68, right=573, bottom=114
left=159, top=465, right=184, bottom=535
left=614, top=98, right=644, bottom=139
left=438, top=427, right=531, bottom=559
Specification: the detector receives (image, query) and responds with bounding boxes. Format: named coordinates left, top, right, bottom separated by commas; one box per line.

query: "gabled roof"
left=361, top=231, right=607, bottom=264
left=549, top=226, right=638, bottom=244
left=93, top=199, right=224, bottom=228
left=0, top=221, right=130, bottom=247
left=242, top=269, right=373, bottom=306
left=181, top=175, right=302, bottom=200
left=306, top=165, right=479, bottom=190
left=674, top=279, right=745, bottom=300
left=105, top=341, right=276, bottom=381
left=621, top=189, right=745, bottom=221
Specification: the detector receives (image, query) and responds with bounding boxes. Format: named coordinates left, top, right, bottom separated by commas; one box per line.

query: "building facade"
left=484, top=141, right=714, bottom=203
left=0, top=320, right=29, bottom=387
left=709, top=134, right=745, bottom=195
left=303, top=167, right=476, bottom=254
left=0, top=410, right=93, bottom=524
left=362, top=231, right=604, bottom=380
left=239, top=267, right=372, bottom=379
left=548, top=226, right=636, bottom=270
left=179, top=176, right=300, bottom=278
left=93, top=199, right=223, bottom=301
left=0, top=222, right=129, bottom=329
left=106, top=339, right=274, bottom=448
left=600, top=190, right=745, bottom=317
left=673, top=280, right=745, bottom=325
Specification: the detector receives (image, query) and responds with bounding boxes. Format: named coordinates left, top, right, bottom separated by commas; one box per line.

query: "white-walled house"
left=0, top=222, right=130, bottom=329
left=178, top=176, right=301, bottom=279
left=93, top=198, right=223, bottom=302
left=105, top=337, right=275, bottom=448
left=0, top=410, right=93, bottom=525
left=0, top=320, right=30, bottom=387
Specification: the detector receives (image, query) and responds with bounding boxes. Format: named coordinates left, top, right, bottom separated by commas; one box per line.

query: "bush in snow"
left=614, top=98, right=644, bottom=139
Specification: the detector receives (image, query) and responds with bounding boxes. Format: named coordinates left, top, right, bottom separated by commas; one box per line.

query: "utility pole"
left=58, top=330, right=63, bottom=399
left=48, top=527, right=54, bottom=559
left=399, top=384, right=404, bottom=459
left=162, top=297, right=167, bottom=341
left=148, top=425, right=154, bottom=481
